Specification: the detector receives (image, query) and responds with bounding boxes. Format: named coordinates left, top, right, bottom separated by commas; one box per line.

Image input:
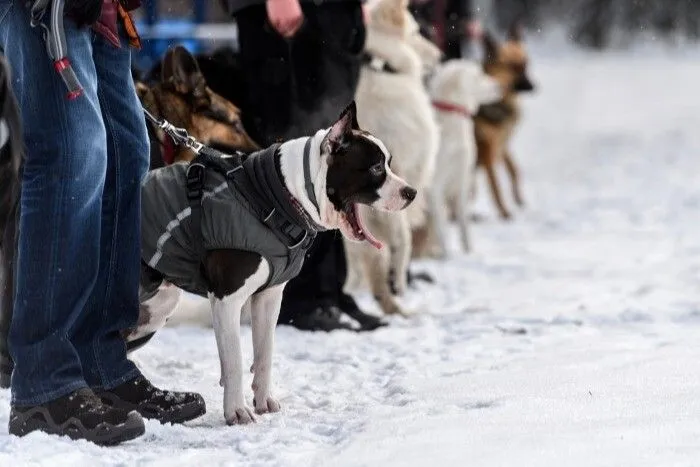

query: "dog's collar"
left=236, top=143, right=326, bottom=249
left=361, top=52, right=399, bottom=74
left=302, top=137, right=321, bottom=213
left=432, top=100, right=471, bottom=119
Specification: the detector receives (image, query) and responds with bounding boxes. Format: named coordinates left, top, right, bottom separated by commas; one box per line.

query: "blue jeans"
left=0, top=2, right=149, bottom=405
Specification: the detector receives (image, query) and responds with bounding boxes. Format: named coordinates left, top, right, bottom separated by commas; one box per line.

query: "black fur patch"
left=322, top=104, right=389, bottom=212
left=203, top=249, right=263, bottom=299
left=325, top=133, right=387, bottom=212
left=477, top=102, right=514, bottom=124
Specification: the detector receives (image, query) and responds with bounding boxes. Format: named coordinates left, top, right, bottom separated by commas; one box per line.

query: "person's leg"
left=0, top=1, right=108, bottom=406
left=292, top=2, right=365, bottom=131
left=65, top=25, right=206, bottom=424
left=234, top=5, right=294, bottom=146
left=280, top=2, right=385, bottom=330
left=70, top=25, right=148, bottom=390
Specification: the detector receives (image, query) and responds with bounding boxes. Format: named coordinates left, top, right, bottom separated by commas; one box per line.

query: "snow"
left=4, top=39, right=700, bottom=466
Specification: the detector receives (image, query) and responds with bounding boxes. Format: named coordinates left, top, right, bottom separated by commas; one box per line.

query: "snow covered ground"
left=4, top=38, right=700, bottom=466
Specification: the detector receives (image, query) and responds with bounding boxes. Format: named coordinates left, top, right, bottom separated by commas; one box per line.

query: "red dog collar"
left=162, top=134, right=176, bottom=165
left=432, top=100, right=471, bottom=119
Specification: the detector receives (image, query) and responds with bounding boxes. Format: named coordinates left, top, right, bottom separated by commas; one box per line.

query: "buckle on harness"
left=186, top=162, right=206, bottom=201
left=281, top=222, right=309, bottom=250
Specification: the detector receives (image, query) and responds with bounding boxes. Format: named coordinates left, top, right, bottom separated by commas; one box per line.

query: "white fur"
left=345, top=0, right=440, bottom=315
left=129, top=283, right=183, bottom=341
left=425, top=60, right=503, bottom=257
left=210, top=261, right=270, bottom=425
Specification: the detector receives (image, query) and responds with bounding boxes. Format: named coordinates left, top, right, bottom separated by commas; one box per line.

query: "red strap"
left=432, top=100, right=471, bottom=118
left=162, top=134, right=176, bottom=165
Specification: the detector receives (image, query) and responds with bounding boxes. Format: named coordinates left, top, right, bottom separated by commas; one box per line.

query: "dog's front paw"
left=499, top=210, right=513, bottom=221
left=225, top=406, right=257, bottom=425
left=383, top=301, right=408, bottom=317
left=253, top=395, right=281, bottom=414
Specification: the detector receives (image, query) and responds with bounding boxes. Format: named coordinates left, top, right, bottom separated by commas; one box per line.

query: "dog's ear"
left=321, top=102, right=356, bottom=154
left=162, top=45, right=209, bottom=103
left=134, top=81, right=150, bottom=102
left=508, top=20, right=524, bottom=42
left=482, top=31, right=499, bottom=64
left=346, top=100, right=361, bottom=130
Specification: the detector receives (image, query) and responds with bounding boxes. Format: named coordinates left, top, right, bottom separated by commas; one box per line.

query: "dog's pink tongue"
left=354, top=204, right=383, bottom=250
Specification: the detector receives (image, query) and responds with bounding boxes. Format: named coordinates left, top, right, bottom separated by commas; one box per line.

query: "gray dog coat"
left=140, top=140, right=323, bottom=300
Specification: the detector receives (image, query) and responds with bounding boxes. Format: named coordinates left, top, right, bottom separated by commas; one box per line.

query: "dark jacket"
left=220, top=0, right=357, bottom=16
left=141, top=145, right=317, bottom=299
left=411, top=0, right=472, bottom=53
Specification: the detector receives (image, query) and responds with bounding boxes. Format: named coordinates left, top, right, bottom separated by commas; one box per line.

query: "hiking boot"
left=8, top=388, right=145, bottom=446
left=96, top=375, right=205, bottom=425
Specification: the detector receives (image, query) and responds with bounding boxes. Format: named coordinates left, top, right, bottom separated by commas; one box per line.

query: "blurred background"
left=132, top=0, right=700, bottom=70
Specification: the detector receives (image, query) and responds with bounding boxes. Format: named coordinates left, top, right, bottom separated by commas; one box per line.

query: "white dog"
left=425, top=59, right=502, bottom=257
left=345, top=0, right=441, bottom=316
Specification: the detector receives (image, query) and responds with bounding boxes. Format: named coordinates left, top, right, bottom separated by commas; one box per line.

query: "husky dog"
left=346, top=0, right=441, bottom=315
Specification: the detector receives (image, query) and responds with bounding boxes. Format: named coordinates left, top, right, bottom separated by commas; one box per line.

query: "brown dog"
left=136, top=46, right=259, bottom=168
left=474, top=23, right=535, bottom=220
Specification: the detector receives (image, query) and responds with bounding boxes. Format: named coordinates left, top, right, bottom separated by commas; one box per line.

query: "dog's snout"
left=401, top=186, right=417, bottom=203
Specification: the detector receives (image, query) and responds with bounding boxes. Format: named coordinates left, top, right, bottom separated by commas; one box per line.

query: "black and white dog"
left=132, top=102, right=416, bottom=424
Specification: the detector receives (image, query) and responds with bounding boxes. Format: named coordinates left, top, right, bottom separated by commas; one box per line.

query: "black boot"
left=338, top=293, right=388, bottom=331
left=9, top=388, right=145, bottom=446
left=96, top=375, right=206, bottom=425
left=278, top=304, right=355, bottom=332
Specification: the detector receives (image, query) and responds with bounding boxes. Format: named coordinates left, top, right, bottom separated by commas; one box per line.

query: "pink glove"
left=466, top=19, right=483, bottom=39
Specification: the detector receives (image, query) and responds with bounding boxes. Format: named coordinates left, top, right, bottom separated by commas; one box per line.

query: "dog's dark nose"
left=514, top=75, right=535, bottom=92
left=401, top=186, right=417, bottom=203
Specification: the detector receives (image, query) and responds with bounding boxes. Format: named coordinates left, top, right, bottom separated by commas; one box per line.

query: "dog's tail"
left=0, top=55, right=24, bottom=385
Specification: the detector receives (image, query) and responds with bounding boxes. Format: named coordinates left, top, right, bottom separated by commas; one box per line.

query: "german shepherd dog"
left=475, top=23, right=536, bottom=220
left=135, top=46, right=259, bottom=169
left=0, top=56, right=24, bottom=388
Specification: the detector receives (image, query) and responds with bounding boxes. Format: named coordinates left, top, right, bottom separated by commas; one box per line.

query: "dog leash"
left=143, top=107, right=206, bottom=155
left=29, top=0, right=83, bottom=99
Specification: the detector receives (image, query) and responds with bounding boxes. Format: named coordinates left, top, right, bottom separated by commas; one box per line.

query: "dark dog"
left=0, top=56, right=25, bottom=388
left=475, top=22, right=536, bottom=220
left=135, top=46, right=259, bottom=168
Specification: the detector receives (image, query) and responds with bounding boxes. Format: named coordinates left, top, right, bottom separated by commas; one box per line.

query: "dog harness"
left=140, top=139, right=324, bottom=299
left=361, top=52, right=399, bottom=74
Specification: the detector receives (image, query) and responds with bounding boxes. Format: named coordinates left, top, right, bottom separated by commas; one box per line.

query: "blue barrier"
left=134, top=0, right=214, bottom=72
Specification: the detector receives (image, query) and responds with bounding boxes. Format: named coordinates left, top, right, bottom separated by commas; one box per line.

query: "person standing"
left=220, top=0, right=386, bottom=332
left=0, top=0, right=204, bottom=445
left=411, top=0, right=481, bottom=59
